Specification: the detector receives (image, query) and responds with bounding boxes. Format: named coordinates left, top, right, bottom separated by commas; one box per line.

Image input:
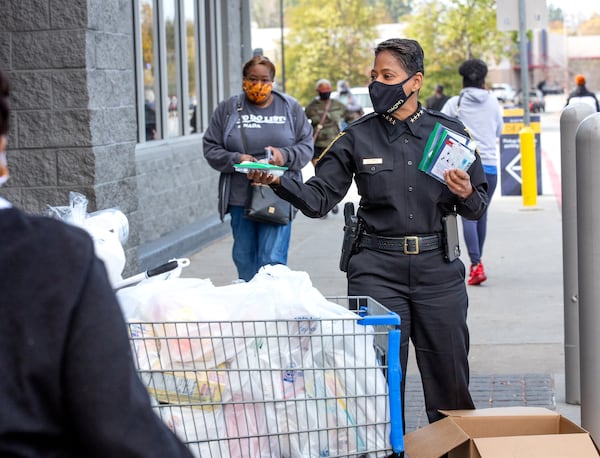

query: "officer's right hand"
left=444, top=168, right=473, bottom=200
left=247, top=169, right=281, bottom=186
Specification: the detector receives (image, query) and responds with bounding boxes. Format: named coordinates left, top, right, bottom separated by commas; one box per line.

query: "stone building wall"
left=0, top=0, right=251, bottom=276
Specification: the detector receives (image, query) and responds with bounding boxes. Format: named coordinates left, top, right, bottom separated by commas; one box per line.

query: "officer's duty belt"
left=359, top=233, right=441, bottom=254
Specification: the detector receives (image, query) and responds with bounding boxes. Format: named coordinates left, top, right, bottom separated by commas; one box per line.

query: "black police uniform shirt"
left=273, top=105, right=488, bottom=236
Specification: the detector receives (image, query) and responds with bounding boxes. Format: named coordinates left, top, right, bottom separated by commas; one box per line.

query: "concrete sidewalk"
left=182, top=105, right=580, bottom=432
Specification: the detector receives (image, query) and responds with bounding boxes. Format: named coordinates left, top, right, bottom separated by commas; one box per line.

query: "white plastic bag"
left=47, top=192, right=129, bottom=287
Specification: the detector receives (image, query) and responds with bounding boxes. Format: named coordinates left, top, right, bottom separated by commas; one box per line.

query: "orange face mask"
left=242, top=79, right=273, bottom=105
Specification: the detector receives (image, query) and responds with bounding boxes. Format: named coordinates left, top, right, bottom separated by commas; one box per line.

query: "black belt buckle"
left=404, top=236, right=419, bottom=254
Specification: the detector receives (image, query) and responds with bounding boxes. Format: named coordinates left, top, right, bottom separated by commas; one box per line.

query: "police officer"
left=248, top=38, right=488, bottom=424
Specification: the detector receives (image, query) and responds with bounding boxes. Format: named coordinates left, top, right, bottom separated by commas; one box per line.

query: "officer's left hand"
left=444, top=168, right=473, bottom=200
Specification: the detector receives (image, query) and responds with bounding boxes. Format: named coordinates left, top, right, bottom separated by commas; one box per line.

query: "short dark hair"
left=458, top=58, right=488, bottom=88
left=242, top=55, right=276, bottom=81
left=0, top=68, right=9, bottom=136
left=374, top=38, right=425, bottom=76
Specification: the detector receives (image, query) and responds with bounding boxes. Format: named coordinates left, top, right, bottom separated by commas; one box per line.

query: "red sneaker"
left=468, top=262, right=487, bottom=285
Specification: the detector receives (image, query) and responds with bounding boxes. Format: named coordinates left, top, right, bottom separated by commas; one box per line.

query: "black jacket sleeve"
left=65, top=254, right=193, bottom=457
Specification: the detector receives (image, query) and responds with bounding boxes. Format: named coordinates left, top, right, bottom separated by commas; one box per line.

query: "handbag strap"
left=236, top=95, right=249, bottom=154
left=313, top=98, right=332, bottom=142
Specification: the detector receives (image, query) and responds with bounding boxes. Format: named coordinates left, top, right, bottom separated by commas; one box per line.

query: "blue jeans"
left=462, top=172, right=498, bottom=265
left=229, top=205, right=292, bottom=281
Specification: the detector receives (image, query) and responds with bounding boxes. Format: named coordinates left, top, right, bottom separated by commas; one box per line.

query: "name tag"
left=363, top=158, right=383, bottom=165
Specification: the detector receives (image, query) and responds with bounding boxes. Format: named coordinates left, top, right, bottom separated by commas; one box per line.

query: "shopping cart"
left=128, top=296, right=404, bottom=457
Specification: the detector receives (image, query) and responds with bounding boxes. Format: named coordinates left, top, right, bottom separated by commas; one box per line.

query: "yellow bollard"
left=520, top=126, right=537, bottom=207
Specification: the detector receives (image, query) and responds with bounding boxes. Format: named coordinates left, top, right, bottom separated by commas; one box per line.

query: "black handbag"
left=245, top=183, right=290, bottom=225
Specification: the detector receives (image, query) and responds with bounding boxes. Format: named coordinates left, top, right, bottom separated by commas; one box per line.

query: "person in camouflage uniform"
left=305, top=79, right=354, bottom=167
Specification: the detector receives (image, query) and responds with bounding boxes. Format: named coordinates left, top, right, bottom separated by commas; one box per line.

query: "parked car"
left=515, top=88, right=545, bottom=113
left=332, top=86, right=374, bottom=115
left=490, top=83, right=517, bottom=105
left=349, top=87, right=374, bottom=114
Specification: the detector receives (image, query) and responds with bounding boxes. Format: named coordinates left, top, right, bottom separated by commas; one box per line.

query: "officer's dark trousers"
left=347, top=246, right=475, bottom=425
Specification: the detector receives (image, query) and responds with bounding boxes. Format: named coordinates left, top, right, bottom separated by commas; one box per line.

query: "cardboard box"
left=404, top=407, right=599, bottom=458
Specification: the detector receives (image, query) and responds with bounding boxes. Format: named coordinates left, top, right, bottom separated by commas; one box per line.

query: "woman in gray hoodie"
left=442, top=58, right=504, bottom=286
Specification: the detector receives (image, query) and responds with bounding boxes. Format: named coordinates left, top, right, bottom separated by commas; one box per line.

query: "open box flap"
left=473, top=433, right=600, bottom=457
left=404, top=417, right=471, bottom=458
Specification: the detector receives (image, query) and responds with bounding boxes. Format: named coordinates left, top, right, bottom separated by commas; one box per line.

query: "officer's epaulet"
left=426, top=108, right=472, bottom=139
left=426, top=108, right=460, bottom=123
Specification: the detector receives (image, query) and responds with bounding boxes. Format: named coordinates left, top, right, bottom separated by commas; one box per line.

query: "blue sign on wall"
left=499, top=109, right=542, bottom=196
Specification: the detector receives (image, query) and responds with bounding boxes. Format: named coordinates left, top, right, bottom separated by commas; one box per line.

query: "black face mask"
left=368, top=74, right=415, bottom=115
left=318, top=91, right=331, bottom=100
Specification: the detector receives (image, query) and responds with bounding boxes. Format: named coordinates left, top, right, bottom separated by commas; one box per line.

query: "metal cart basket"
left=128, top=296, right=403, bottom=457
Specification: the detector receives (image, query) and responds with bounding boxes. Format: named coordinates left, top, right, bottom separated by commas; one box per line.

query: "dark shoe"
left=468, top=262, right=487, bottom=285
left=331, top=204, right=339, bottom=214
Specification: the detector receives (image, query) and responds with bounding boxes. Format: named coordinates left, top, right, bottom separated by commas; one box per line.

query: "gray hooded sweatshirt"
left=441, top=87, right=504, bottom=170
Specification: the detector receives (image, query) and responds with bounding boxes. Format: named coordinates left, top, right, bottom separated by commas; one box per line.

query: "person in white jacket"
left=442, top=58, right=503, bottom=285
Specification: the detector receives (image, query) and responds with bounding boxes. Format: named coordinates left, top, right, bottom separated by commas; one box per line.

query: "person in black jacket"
left=248, top=38, right=488, bottom=425
left=566, top=74, right=600, bottom=112
left=425, top=84, right=450, bottom=111
left=0, top=68, right=192, bottom=457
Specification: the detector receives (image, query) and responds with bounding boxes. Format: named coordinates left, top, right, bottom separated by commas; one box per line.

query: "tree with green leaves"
left=368, top=0, right=413, bottom=23
left=403, top=0, right=515, bottom=101
left=252, top=0, right=413, bottom=34
left=282, top=0, right=379, bottom=106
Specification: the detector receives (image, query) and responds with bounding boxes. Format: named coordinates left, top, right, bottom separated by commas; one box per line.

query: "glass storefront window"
left=163, top=0, right=181, bottom=138
left=140, top=0, right=159, bottom=141
left=184, top=0, right=198, bottom=134
left=135, top=0, right=218, bottom=142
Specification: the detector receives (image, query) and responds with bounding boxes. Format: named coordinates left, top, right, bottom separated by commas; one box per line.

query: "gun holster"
left=339, top=202, right=362, bottom=272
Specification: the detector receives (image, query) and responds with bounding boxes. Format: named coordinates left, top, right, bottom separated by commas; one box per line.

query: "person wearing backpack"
left=441, top=58, right=503, bottom=285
